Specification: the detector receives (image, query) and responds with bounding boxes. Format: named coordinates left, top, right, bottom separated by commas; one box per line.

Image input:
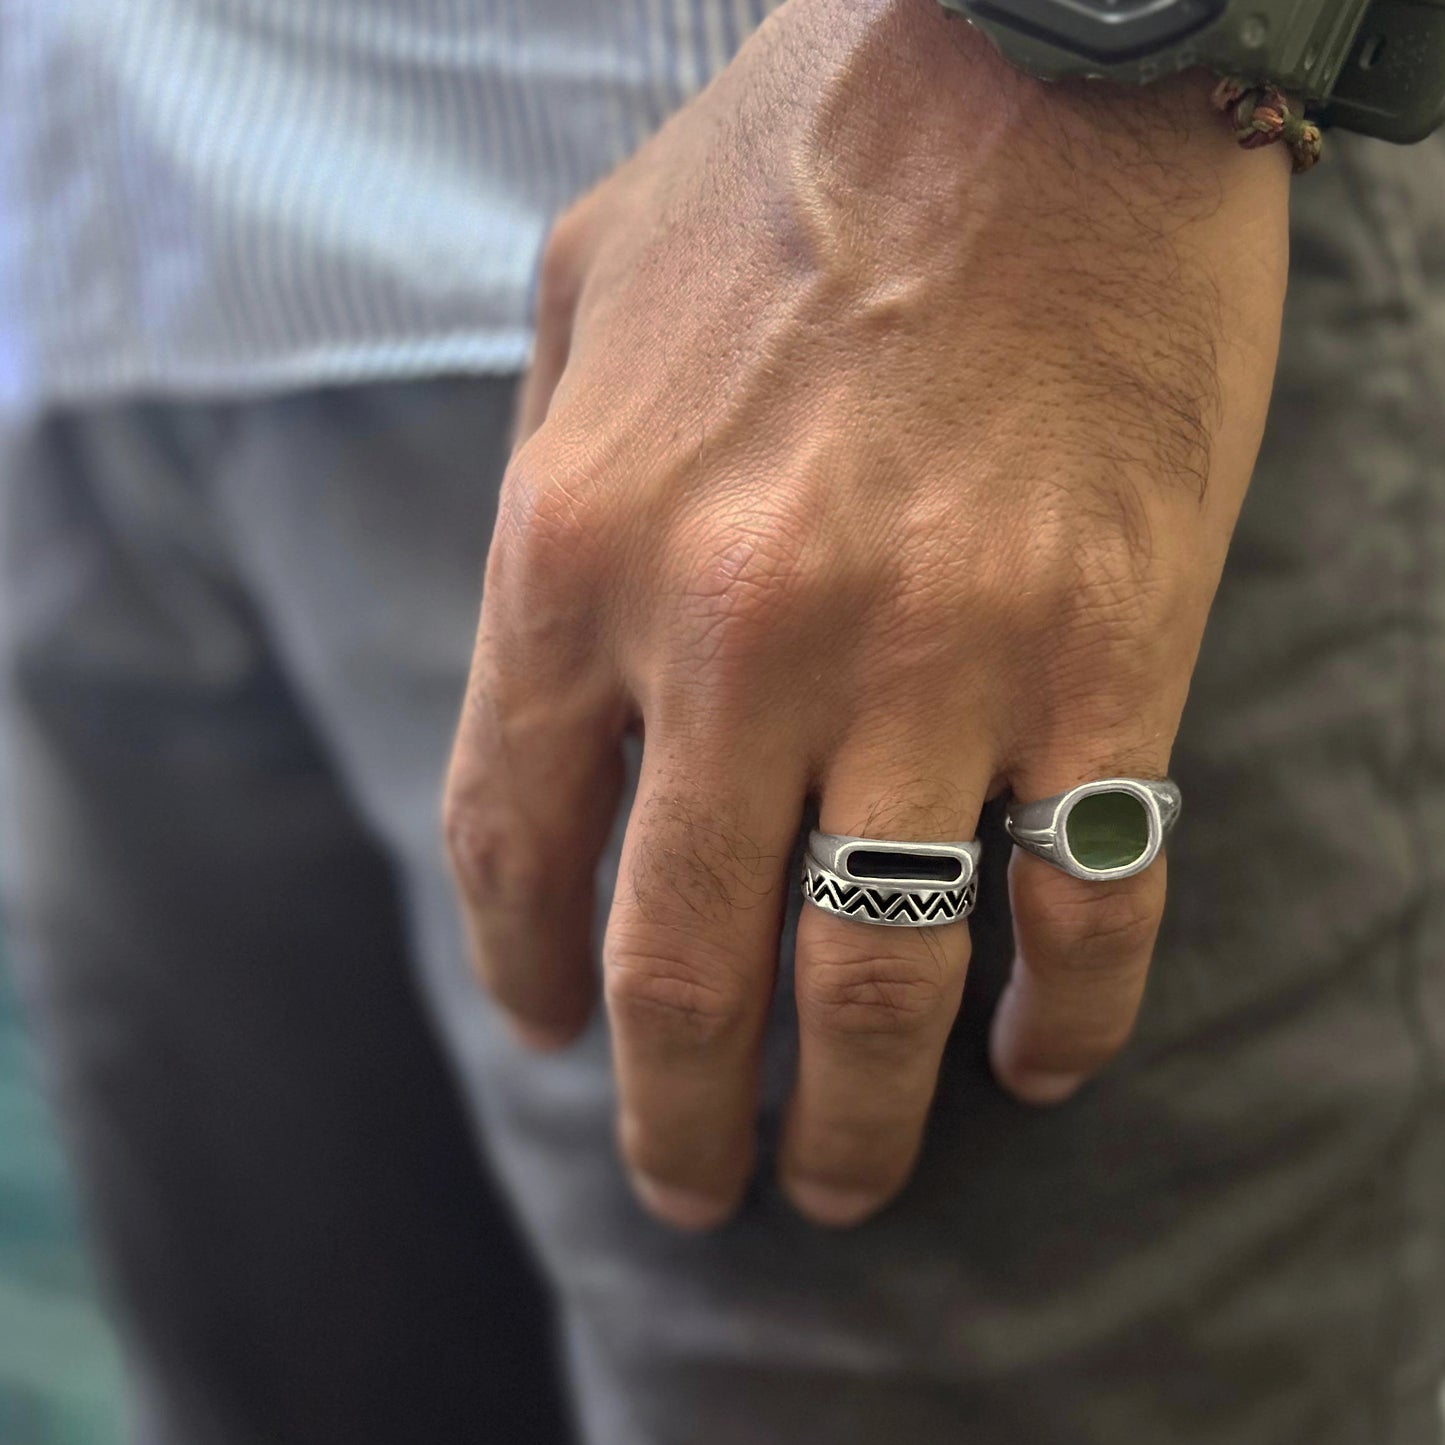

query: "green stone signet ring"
left=1004, top=779, right=1181, bottom=882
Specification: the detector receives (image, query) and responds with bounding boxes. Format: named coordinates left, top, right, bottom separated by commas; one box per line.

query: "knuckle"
left=535, top=210, right=589, bottom=323
left=798, top=941, right=954, bottom=1039
left=1065, top=569, right=1157, bottom=649
left=490, top=454, right=615, bottom=655
left=604, top=945, right=751, bottom=1047
left=443, top=798, right=553, bottom=914
left=1044, top=884, right=1161, bottom=973
left=672, top=519, right=827, bottom=676
left=497, top=451, right=600, bottom=575
left=1007, top=499, right=1169, bottom=651
left=1058, top=571, right=1180, bottom=679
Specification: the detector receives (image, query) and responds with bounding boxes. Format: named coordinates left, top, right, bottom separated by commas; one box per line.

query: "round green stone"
left=1064, top=790, right=1150, bottom=871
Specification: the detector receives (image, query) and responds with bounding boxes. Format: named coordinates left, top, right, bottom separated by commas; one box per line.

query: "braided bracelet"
left=1212, top=77, right=1324, bottom=174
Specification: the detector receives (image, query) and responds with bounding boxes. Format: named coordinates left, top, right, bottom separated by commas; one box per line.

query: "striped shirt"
left=0, top=1, right=777, bottom=408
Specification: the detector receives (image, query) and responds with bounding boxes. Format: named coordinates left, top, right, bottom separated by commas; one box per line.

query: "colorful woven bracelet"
left=1211, top=77, right=1324, bottom=173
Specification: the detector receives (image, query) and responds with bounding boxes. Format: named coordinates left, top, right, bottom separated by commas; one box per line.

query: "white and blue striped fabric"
left=0, top=0, right=779, bottom=408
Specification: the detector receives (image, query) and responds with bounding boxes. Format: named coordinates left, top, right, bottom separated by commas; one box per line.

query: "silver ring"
left=1004, top=778, right=1181, bottom=882
left=801, top=832, right=981, bottom=929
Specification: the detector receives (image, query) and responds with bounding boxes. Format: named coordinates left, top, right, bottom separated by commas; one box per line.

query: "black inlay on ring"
left=847, top=850, right=962, bottom=884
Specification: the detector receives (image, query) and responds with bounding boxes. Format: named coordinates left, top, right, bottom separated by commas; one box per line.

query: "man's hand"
left=444, top=0, right=1290, bottom=1230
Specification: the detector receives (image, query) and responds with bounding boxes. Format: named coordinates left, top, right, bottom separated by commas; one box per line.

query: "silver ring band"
left=1004, top=778, right=1181, bottom=882
left=802, top=832, right=981, bottom=929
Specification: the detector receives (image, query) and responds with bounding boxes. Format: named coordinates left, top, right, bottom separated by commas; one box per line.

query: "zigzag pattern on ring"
left=803, top=868, right=977, bottom=924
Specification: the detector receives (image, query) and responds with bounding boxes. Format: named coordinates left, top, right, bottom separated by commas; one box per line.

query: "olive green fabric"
left=0, top=130, right=1441, bottom=1445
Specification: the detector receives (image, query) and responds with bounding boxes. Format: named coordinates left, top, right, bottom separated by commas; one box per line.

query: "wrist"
left=788, top=0, right=1279, bottom=168
left=772, top=0, right=1288, bottom=228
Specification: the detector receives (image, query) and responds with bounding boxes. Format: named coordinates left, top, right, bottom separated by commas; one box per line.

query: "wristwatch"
left=938, top=0, right=1445, bottom=140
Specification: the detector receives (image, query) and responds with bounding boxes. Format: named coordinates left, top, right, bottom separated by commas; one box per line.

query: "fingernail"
left=784, top=1178, right=886, bottom=1230
left=629, top=1174, right=734, bottom=1233
left=1006, top=1068, right=1086, bottom=1106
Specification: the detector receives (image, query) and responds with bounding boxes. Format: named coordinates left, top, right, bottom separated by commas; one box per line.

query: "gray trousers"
left=2, top=131, right=1444, bottom=1445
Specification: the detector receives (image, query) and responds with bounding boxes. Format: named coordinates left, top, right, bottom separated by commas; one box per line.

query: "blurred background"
left=0, top=949, right=122, bottom=1444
